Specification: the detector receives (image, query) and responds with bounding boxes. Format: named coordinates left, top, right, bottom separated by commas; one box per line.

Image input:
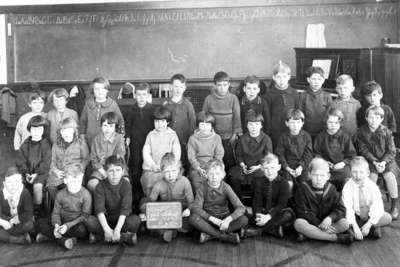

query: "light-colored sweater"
left=187, top=129, right=224, bottom=170
left=142, top=127, right=181, bottom=171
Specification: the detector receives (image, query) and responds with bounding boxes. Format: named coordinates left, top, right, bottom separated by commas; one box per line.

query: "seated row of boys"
left=1, top=152, right=392, bottom=249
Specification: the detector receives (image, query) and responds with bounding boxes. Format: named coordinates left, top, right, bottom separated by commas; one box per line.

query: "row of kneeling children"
left=6, top=61, right=398, bottom=248
left=0, top=152, right=393, bottom=249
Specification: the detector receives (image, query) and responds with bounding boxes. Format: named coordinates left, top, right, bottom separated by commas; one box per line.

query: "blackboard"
left=145, top=202, right=182, bottom=229
left=10, top=2, right=398, bottom=82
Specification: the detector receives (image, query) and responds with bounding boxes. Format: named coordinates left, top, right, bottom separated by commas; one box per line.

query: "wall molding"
left=0, top=0, right=397, bottom=14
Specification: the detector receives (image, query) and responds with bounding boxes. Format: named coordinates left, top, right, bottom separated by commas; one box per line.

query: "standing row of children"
left=3, top=61, right=397, bottom=248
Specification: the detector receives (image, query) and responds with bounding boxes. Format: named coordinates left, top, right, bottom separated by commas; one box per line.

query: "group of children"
left=1, top=61, right=398, bottom=249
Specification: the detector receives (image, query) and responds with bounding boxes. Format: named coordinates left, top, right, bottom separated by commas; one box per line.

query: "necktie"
left=8, top=197, right=18, bottom=217
left=265, top=181, right=273, bottom=212
left=359, top=186, right=369, bottom=220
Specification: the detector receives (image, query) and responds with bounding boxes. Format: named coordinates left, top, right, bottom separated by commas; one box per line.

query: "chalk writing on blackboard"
left=13, top=3, right=397, bottom=27
left=146, top=202, right=182, bottom=229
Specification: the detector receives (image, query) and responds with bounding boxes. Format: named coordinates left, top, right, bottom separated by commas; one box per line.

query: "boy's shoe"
left=121, top=232, right=138, bottom=246
left=297, top=233, right=306, bottom=242
left=199, top=232, right=214, bottom=243
left=162, top=230, right=174, bottom=243
left=88, top=233, right=101, bottom=244
left=219, top=233, right=240, bottom=245
left=370, top=226, right=382, bottom=239
left=336, top=231, right=354, bottom=245
left=241, top=227, right=262, bottom=238
left=273, top=226, right=284, bottom=239
left=35, top=232, right=50, bottom=243
left=64, top=238, right=77, bottom=250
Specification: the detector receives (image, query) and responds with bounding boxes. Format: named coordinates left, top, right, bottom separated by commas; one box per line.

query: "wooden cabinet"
left=371, top=48, right=400, bottom=131
left=294, top=48, right=372, bottom=91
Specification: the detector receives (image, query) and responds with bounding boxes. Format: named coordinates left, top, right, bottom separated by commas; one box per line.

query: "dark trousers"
left=247, top=208, right=295, bottom=233
left=222, top=139, right=235, bottom=172
left=229, top=166, right=264, bottom=201
left=0, top=220, right=34, bottom=243
left=129, top=144, right=146, bottom=211
left=189, top=213, right=248, bottom=238
left=45, top=184, right=66, bottom=216
left=35, top=217, right=88, bottom=240
left=85, top=214, right=141, bottom=236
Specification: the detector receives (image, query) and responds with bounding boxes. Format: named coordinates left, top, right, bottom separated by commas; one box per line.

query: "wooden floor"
left=1, top=128, right=400, bottom=266
left=0, top=223, right=400, bottom=267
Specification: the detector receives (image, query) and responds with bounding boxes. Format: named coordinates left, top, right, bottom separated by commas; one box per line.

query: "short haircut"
left=365, top=105, right=384, bottom=118
left=136, top=82, right=151, bottom=93
left=27, top=115, right=47, bottom=131
left=350, top=156, right=369, bottom=171
left=160, top=152, right=181, bottom=171
left=325, top=108, right=344, bottom=123
left=286, top=108, right=305, bottom=121
left=205, top=159, right=225, bottom=173
left=170, top=73, right=186, bottom=84
left=28, top=90, right=46, bottom=103
left=362, top=80, right=382, bottom=96
left=64, top=163, right=84, bottom=178
left=306, top=66, right=325, bottom=78
left=260, top=153, right=279, bottom=165
left=153, top=106, right=172, bottom=122
left=272, top=61, right=291, bottom=75
left=336, top=74, right=353, bottom=86
left=60, top=117, right=78, bottom=131
left=308, top=157, right=330, bottom=173
left=92, top=77, right=111, bottom=91
left=245, top=109, right=264, bottom=123
left=100, top=112, right=120, bottom=129
left=244, top=75, right=260, bottom=87
left=213, top=71, right=230, bottom=84
left=104, top=155, right=126, bottom=170
left=196, top=111, right=215, bottom=127
left=49, top=88, right=69, bottom=104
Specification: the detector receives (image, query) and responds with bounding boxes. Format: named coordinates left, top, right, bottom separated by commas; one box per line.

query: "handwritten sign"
left=13, top=3, right=397, bottom=27
left=146, top=202, right=182, bottom=229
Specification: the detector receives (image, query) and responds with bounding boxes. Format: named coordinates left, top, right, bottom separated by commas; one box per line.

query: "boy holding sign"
left=142, top=153, right=194, bottom=243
